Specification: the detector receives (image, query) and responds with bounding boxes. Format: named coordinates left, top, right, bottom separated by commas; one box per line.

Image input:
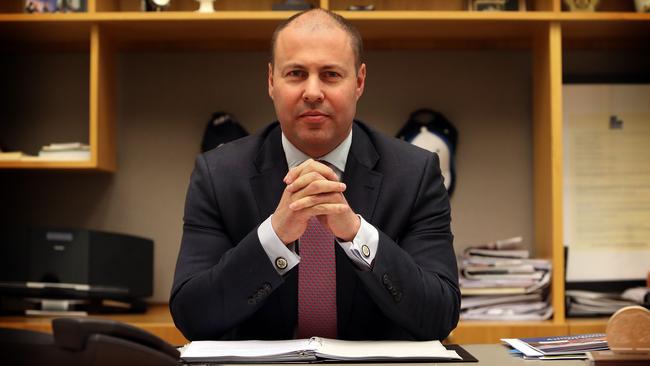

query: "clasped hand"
left=271, top=159, right=360, bottom=245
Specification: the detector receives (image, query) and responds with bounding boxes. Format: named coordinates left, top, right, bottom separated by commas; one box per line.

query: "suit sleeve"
left=356, top=152, right=460, bottom=341
left=169, top=154, right=284, bottom=340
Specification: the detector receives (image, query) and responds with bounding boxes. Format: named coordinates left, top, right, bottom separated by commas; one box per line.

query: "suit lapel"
left=337, top=122, right=383, bottom=337
left=250, top=124, right=288, bottom=223
left=342, top=122, right=383, bottom=224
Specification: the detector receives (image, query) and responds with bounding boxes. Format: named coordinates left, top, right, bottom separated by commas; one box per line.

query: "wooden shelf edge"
left=2, top=10, right=650, bottom=23
left=0, top=161, right=114, bottom=172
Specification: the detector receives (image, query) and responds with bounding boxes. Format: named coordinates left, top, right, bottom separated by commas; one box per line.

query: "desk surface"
left=458, top=345, right=585, bottom=366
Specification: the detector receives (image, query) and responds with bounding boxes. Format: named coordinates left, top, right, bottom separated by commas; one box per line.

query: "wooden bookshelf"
left=0, top=0, right=647, bottom=343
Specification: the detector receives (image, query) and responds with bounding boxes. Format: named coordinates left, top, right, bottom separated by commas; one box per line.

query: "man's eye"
left=286, top=70, right=305, bottom=78
left=322, top=71, right=341, bottom=79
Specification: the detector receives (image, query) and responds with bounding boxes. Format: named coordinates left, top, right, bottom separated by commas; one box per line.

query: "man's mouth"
left=299, top=110, right=329, bottom=123
left=300, top=110, right=328, bottom=117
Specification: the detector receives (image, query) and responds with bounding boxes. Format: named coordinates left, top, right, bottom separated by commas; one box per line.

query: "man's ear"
left=356, top=63, right=367, bottom=100
left=268, top=62, right=274, bottom=100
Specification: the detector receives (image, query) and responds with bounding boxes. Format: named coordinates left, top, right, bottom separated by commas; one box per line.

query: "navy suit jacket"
left=170, top=121, right=460, bottom=341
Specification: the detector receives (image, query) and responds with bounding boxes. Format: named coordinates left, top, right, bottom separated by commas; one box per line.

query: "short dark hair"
left=270, top=8, right=364, bottom=71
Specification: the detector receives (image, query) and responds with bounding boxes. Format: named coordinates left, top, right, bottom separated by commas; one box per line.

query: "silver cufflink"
left=275, top=257, right=288, bottom=269
left=361, top=245, right=370, bottom=258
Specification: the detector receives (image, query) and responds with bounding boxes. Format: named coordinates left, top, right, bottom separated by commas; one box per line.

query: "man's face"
left=269, top=19, right=366, bottom=158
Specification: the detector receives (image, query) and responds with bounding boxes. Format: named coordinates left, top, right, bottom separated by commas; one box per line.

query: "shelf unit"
left=1, top=0, right=648, bottom=343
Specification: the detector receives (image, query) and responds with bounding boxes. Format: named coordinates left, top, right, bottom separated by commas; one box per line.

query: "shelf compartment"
left=0, top=51, right=90, bottom=168
left=560, top=14, right=650, bottom=46
left=0, top=25, right=116, bottom=172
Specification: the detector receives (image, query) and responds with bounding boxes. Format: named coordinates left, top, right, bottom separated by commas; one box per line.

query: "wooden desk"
left=0, top=303, right=188, bottom=346
left=0, top=308, right=592, bottom=366
left=0, top=303, right=609, bottom=346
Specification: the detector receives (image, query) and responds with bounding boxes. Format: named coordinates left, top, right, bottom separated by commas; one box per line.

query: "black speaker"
left=0, top=228, right=153, bottom=313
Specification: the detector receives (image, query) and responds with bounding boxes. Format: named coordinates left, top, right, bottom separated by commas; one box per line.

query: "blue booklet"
left=502, top=333, right=608, bottom=358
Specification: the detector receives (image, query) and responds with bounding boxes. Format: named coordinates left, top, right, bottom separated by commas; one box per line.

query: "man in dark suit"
left=170, top=8, right=460, bottom=341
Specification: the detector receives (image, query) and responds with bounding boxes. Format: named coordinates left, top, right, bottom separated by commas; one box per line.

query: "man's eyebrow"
left=278, top=63, right=346, bottom=74
left=321, top=64, right=345, bottom=70
left=280, top=63, right=307, bottom=70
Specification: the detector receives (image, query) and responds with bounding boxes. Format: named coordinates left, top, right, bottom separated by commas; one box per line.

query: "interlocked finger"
left=289, top=178, right=346, bottom=202
left=289, top=192, right=344, bottom=211
left=284, top=159, right=339, bottom=185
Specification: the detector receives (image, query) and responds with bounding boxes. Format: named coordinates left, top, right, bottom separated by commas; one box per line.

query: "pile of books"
left=502, top=333, right=608, bottom=360
left=566, top=289, right=641, bottom=316
left=38, top=142, right=90, bottom=161
left=459, top=236, right=553, bottom=320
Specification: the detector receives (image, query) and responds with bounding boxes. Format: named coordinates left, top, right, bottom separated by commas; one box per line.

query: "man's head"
left=268, top=9, right=366, bottom=158
left=271, top=9, right=364, bottom=72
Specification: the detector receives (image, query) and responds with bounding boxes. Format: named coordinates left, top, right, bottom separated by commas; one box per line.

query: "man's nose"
left=302, top=76, right=324, bottom=103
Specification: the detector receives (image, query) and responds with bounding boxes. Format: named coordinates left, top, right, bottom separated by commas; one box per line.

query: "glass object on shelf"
left=636, top=0, right=650, bottom=12
left=196, top=0, right=214, bottom=13
left=564, top=0, right=600, bottom=12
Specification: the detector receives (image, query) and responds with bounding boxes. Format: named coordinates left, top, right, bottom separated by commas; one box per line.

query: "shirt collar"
left=281, top=129, right=352, bottom=174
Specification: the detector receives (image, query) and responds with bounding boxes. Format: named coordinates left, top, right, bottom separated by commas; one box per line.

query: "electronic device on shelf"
left=0, top=228, right=153, bottom=315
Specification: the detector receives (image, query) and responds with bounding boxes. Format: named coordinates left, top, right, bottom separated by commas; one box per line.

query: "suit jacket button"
left=361, top=245, right=370, bottom=258
left=382, top=273, right=390, bottom=284
left=247, top=298, right=255, bottom=305
left=275, top=257, right=288, bottom=270
left=263, top=282, right=272, bottom=292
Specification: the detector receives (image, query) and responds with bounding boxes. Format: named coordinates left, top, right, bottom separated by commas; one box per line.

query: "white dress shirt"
left=257, top=129, right=379, bottom=275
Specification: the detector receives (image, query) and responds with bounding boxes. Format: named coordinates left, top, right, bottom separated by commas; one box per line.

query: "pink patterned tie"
left=297, top=216, right=337, bottom=339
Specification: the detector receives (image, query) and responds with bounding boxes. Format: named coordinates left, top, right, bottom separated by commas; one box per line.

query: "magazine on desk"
left=179, top=337, right=462, bottom=363
left=502, top=333, right=608, bottom=360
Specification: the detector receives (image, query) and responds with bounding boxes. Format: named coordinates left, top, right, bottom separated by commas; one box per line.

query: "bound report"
left=179, top=337, right=462, bottom=363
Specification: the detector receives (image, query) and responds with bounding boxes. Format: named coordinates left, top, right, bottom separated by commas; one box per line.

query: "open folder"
left=179, top=337, right=462, bottom=363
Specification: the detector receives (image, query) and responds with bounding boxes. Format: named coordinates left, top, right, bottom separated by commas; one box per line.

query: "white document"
left=563, top=84, right=650, bottom=282
left=179, top=337, right=461, bottom=363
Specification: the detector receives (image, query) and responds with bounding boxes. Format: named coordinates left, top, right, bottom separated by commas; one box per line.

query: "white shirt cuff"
left=336, top=215, right=378, bottom=271
left=257, top=215, right=300, bottom=275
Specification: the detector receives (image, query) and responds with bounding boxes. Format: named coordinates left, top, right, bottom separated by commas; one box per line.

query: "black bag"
left=201, top=112, right=248, bottom=152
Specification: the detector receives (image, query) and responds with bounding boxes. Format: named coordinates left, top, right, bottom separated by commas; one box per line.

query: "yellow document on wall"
left=563, top=84, right=650, bottom=282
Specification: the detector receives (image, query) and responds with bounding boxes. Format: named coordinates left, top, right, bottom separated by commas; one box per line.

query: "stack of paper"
left=0, top=151, right=29, bottom=161
left=459, top=236, right=553, bottom=320
left=37, top=142, right=90, bottom=161
left=179, top=338, right=462, bottom=363
left=502, top=333, right=609, bottom=360
left=566, top=290, right=639, bottom=316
